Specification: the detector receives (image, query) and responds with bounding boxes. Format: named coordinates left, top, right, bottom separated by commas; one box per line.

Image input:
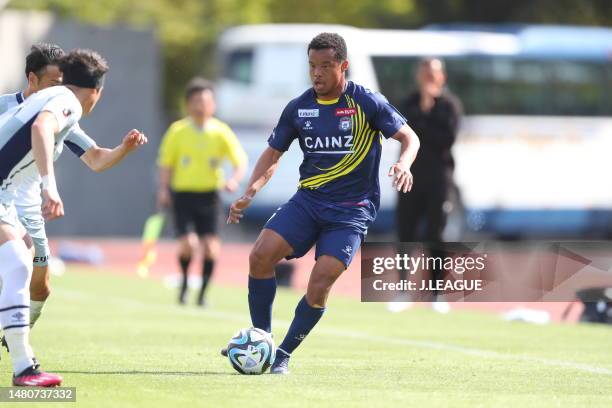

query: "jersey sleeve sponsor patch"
left=40, top=93, right=82, bottom=132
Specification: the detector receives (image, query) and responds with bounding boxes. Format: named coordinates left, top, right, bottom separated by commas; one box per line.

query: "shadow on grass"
left=54, top=370, right=237, bottom=376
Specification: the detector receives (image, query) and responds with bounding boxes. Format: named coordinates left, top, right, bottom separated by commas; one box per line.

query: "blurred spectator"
left=390, top=58, right=462, bottom=313
left=157, top=78, right=247, bottom=306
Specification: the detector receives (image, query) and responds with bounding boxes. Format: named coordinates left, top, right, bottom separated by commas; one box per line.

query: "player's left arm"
left=389, top=124, right=420, bottom=193
left=370, top=91, right=420, bottom=193
left=80, top=129, right=148, bottom=172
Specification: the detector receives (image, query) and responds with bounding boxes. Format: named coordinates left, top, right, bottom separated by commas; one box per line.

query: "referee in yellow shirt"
left=157, top=78, right=247, bottom=306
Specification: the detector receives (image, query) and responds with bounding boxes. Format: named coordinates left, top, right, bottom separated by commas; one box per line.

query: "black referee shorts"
left=172, top=191, right=220, bottom=237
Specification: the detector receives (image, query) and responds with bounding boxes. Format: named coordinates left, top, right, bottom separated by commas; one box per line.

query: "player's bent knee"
left=248, top=248, right=274, bottom=277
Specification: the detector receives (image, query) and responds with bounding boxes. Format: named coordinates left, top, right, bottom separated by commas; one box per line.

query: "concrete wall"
left=0, top=10, right=164, bottom=236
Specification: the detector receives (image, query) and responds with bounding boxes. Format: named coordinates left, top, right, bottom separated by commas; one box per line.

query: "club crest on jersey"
left=62, top=108, right=72, bottom=117
left=339, top=116, right=351, bottom=131
left=298, top=109, right=319, bottom=117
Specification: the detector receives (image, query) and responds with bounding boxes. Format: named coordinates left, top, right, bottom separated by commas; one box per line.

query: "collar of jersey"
left=188, top=117, right=210, bottom=132
left=315, top=81, right=350, bottom=105
left=316, top=97, right=339, bottom=105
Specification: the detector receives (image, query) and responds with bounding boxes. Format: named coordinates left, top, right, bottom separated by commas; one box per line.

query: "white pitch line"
left=55, top=288, right=612, bottom=376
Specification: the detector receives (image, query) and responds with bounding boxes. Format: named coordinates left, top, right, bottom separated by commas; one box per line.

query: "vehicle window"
left=372, top=56, right=612, bottom=116
left=223, top=49, right=254, bottom=84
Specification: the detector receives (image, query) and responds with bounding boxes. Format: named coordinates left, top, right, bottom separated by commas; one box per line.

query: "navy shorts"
left=264, top=189, right=376, bottom=268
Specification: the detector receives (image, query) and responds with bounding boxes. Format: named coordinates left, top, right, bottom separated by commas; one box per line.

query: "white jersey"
left=0, top=87, right=96, bottom=207
left=0, top=91, right=25, bottom=112
left=0, top=86, right=87, bottom=204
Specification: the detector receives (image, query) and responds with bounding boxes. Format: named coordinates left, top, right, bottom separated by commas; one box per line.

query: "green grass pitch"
left=2, top=267, right=611, bottom=407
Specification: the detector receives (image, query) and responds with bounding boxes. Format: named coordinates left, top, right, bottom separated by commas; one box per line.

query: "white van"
left=216, top=24, right=612, bottom=238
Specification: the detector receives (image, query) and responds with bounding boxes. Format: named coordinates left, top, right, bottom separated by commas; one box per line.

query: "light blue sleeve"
left=64, top=124, right=97, bottom=157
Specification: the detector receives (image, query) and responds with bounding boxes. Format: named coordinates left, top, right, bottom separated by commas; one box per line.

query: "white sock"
left=30, top=300, right=45, bottom=327
left=4, top=329, right=35, bottom=374
left=0, top=240, right=35, bottom=374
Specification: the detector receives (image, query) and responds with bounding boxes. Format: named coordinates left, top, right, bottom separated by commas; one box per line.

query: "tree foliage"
left=8, top=0, right=611, bottom=118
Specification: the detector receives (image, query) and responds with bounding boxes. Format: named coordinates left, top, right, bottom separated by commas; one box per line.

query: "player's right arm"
left=227, top=99, right=298, bottom=224
left=227, top=147, right=283, bottom=224
left=31, top=111, right=64, bottom=220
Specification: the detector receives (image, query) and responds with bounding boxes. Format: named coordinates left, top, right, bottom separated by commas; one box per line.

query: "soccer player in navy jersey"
left=226, top=33, right=420, bottom=374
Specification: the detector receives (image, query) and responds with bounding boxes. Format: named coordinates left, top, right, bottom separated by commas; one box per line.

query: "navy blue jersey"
left=268, top=81, right=406, bottom=210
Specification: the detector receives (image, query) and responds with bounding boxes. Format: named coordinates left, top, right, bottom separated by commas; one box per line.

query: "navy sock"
left=278, top=296, right=325, bottom=355
left=248, top=276, right=277, bottom=332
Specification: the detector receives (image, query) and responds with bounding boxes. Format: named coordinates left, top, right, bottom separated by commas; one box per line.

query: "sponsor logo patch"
left=11, top=311, right=26, bottom=323
left=335, top=107, right=356, bottom=116
left=298, top=109, right=319, bottom=118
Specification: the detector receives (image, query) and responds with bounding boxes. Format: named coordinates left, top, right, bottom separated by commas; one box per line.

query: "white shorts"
left=16, top=205, right=50, bottom=267
left=0, top=200, right=20, bottom=228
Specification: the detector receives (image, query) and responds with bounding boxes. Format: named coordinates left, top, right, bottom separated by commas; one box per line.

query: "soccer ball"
left=226, top=328, right=276, bottom=375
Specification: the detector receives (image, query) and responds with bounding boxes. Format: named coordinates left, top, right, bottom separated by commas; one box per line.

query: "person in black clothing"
left=392, top=58, right=462, bottom=312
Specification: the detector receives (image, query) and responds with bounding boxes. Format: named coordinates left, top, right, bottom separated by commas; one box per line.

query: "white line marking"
left=55, top=288, right=612, bottom=376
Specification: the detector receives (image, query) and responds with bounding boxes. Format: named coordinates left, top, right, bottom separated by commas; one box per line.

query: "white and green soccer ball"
left=226, top=328, right=276, bottom=375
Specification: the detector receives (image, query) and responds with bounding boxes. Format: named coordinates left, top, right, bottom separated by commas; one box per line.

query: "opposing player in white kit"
left=0, top=44, right=65, bottom=348
left=0, top=49, right=147, bottom=386
left=0, top=44, right=146, bottom=355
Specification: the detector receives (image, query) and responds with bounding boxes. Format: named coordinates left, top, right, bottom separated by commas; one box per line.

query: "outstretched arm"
left=80, top=129, right=148, bottom=172
left=227, top=146, right=283, bottom=224
left=31, top=111, right=63, bottom=220
left=389, top=124, right=420, bottom=193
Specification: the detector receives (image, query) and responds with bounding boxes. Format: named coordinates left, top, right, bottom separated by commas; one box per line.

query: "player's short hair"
left=59, top=49, right=109, bottom=89
left=185, top=77, right=215, bottom=100
left=308, top=33, right=347, bottom=62
left=24, top=43, right=65, bottom=78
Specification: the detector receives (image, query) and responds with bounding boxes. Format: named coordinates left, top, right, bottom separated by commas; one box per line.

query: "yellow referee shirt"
left=157, top=117, right=247, bottom=192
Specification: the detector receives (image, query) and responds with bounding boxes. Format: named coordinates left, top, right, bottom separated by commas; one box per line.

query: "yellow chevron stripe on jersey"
left=314, top=96, right=362, bottom=172
left=301, top=95, right=366, bottom=185
left=304, top=129, right=376, bottom=189
left=300, top=95, right=376, bottom=189
left=301, top=97, right=372, bottom=187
